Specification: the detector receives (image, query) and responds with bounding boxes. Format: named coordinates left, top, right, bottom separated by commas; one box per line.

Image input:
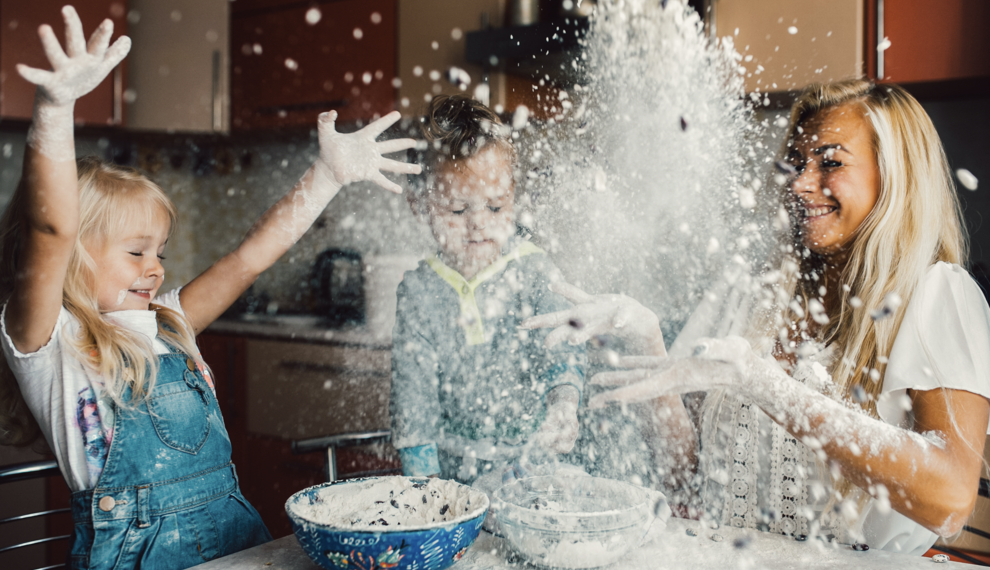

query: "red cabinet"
left=877, top=0, right=990, bottom=84
left=0, top=0, right=127, bottom=125
left=230, top=0, right=396, bottom=130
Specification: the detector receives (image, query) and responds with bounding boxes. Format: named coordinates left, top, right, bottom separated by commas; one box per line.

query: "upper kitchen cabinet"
left=125, top=0, right=229, bottom=132
left=397, top=0, right=506, bottom=117
left=712, top=0, right=864, bottom=94
left=0, top=0, right=128, bottom=125
left=876, top=0, right=990, bottom=86
left=230, top=0, right=396, bottom=130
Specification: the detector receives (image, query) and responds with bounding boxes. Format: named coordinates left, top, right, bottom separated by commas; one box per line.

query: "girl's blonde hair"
left=0, top=157, right=204, bottom=447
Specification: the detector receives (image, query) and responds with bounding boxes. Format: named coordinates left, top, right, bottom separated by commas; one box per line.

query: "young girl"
left=0, top=7, right=419, bottom=568
left=521, top=79, right=990, bottom=554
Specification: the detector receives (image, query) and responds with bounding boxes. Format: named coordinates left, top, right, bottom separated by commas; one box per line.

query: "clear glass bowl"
left=492, top=476, right=668, bottom=569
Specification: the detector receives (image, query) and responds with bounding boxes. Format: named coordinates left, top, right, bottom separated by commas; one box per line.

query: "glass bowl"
left=492, top=475, right=668, bottom=569
left=286, top=476, right=489, bottom=570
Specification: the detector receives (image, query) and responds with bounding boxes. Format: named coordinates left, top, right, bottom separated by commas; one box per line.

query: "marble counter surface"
left=190, top=518, right=964, bottom=570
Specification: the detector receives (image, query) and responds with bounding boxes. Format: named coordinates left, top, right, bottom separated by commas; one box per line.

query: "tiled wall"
left=0, top=125, right=434, bottom=313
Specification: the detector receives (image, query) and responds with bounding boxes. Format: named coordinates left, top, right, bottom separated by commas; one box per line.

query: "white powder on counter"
left=291, top=477, right=487, bottom=529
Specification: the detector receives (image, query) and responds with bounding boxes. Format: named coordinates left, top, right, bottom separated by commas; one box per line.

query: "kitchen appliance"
left=313, top=248, right=364, bottom=327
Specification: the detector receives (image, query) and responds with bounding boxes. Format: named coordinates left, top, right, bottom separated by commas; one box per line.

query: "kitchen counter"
left=206, top=317, right=390, bottom=349
left=189, top=518, right=965, bottom=569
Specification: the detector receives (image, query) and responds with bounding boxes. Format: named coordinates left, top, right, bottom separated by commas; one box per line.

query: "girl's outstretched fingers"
left=17, top=6, right=130, bottom=106
left=316, top=108, right=421, bottom=194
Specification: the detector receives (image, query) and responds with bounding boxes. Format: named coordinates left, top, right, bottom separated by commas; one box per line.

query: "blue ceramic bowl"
left=286, top=477, right=489, bottom=570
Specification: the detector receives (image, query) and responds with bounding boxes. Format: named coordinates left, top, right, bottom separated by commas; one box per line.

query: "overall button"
left=186, top=358, right=195, bottom=371
left=98, top=496, right=116, bottom=512
left=461, top=284, right=470, bottom=295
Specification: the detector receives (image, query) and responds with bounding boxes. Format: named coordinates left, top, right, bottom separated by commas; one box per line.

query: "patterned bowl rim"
left=285, top=476, right=491, bottom=533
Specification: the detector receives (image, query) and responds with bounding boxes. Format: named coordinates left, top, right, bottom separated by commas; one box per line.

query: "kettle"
left=313, top=248, right=365, bottom=327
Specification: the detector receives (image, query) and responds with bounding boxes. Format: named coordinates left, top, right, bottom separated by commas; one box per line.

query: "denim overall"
left=68, top=348, right=271, bottom=569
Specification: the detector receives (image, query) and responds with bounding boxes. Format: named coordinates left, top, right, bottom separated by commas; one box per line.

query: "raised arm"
left=591, top=336, right=988, bottom=537
left=4, top=6, right=129, bottom=353
left=178, top=111, right=420, bottom=333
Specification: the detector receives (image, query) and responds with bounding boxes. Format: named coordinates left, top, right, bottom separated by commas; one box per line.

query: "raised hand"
left=315, top=110, right=421, bottom=193
left=587, top=336, right=779, bottom=408
left=519, top=282, right=667, bottom=355
left=16, top=6, right=130, bottom=107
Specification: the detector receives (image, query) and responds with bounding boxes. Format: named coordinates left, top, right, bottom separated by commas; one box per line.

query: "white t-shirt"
left=861, top=261, right=990, bottom=553
left=0, top=289, right=211, bottom=492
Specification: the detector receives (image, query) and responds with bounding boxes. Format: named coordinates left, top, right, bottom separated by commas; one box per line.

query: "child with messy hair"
left=390, top=95, right=587, bottom=486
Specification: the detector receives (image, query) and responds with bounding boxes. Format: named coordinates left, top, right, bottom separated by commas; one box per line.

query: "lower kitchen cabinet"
left=198, top=332, right=399, bottom=537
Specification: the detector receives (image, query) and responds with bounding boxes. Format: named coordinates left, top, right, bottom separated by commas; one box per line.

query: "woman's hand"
left=17, top=6, right=130, bottom=107
left=587, top=336, right=771, bottom=408
left=519, top=282, right=667, bottom=356
left=314, top=110, right=421, bottom=194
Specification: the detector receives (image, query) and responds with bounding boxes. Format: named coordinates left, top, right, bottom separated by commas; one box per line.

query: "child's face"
left=86, top=210, right=170, bottom=312
left=424, top=146, right=515, bottom=277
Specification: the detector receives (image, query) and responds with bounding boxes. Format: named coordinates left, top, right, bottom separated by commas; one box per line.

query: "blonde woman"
left=521, top=78, right=990, bottom=554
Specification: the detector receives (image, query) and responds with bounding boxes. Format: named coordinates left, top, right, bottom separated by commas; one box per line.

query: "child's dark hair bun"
left=409, top=95, right=515, bottom=192
left=421, top=94, right=505, bottom=159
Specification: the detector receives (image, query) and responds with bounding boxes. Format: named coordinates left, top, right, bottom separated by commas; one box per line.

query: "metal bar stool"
left=0, top=460, right=70, bottom=570
left=292, top=430, right=397, bottom=482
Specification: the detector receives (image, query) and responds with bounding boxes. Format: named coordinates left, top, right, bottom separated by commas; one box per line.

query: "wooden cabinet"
left=230, top=0, right=396, bottom=130
left=198, top=332, right=398, bottom=537
left=124, top=0, right=229, bottom=132
left=0, top=0, right=128, bottom=124
left=714, top=0, right=990, bottom=95
left=875, top=0, right=990, bottom=85
left=712, top=0, right=864, bottom=93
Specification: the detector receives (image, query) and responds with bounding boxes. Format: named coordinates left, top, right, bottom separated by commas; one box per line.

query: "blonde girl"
left=0, top=7, right=418, bottom=568
left=520, top=78, right=990, bottom=554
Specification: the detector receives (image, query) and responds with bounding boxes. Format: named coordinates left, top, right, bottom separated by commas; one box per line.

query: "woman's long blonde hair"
left=780, top=79, right=966, bottom=412
left=0, top=157, right=204, bottom=447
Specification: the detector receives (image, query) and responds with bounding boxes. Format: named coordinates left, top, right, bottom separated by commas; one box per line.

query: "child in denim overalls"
left=0, top=8, right=419, bottom=568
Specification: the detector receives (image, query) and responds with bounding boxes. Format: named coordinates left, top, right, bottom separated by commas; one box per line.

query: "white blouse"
left=691, top=262, right=990, bottom=555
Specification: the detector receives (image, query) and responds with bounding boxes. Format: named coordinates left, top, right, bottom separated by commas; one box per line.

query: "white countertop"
left=190, top=518, right=964, bottom=569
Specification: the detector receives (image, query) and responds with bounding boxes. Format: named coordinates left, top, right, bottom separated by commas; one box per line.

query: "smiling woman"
left=787, top=103, right=881, bottom=262
left=520, top=78, right=990, bottom=556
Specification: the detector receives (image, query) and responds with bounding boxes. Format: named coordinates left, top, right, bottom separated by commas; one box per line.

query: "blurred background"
left=0, top=0, right=988, bottom=566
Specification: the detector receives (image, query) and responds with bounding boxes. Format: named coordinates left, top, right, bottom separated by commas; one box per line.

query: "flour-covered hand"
left=531, top=384, right=580, bottom=454
left=519, top=282, right=666, bottom=355
left=16, top=6, right=130, bottom=107
left=314, top=110, right=421, bottom=194
left=587, top=336, right=781, bottom=407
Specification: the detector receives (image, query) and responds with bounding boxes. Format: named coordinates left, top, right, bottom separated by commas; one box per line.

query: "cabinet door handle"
left=212, top=49, right=223, bottom=132
left=113, top=67, right=123, bottom=125
left=876, top=0, right=885, bottom=80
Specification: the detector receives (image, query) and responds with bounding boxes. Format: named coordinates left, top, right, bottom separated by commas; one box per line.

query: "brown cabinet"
left=198, top=331, right=398, bottom=537
left=230, top=0, right=397, bottom=130
left=875, top=0, right=990, bottom=85
left=0, top=0, right=128, bottom=125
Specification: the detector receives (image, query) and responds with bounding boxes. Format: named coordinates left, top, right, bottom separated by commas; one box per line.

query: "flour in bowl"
left=291, top=477, right=485, bottom=528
